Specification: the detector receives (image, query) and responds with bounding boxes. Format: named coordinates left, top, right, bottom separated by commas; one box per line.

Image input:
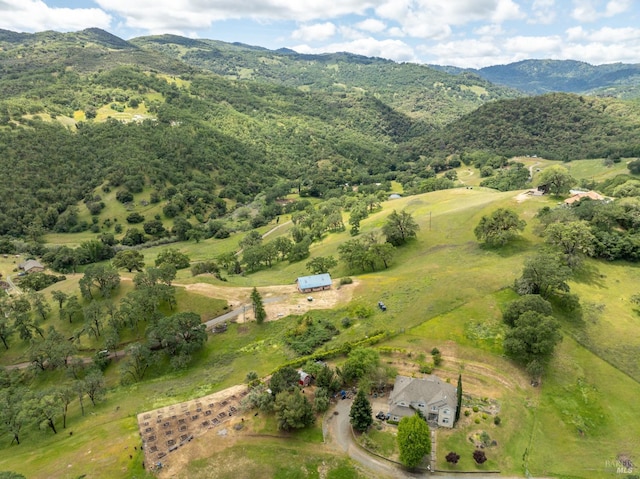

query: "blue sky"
left=1, top=0, right=639, bottom=67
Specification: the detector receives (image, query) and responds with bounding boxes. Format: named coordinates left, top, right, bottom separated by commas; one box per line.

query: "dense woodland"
left=1, top=29, right=640, bottom=243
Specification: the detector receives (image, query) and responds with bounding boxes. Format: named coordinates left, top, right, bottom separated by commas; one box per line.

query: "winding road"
left=323, top=398, right=544, bottom=479
left=324, top=398, right=425, bottom=479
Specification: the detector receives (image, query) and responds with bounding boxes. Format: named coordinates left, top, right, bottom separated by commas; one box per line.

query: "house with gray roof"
left=296, top=273, right=332, bottom=293
left=18, top=259, right=44, bottom=274
left=388, top=375, right=457, bottom=428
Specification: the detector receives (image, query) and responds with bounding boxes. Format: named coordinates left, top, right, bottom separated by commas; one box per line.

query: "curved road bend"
left=324, top=397, right=425, bottom=479
left=324, top=398, right=544, bottom=479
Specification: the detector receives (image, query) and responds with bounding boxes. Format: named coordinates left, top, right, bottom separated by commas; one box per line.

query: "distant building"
left=18, top=259, right=44, bottom=274
left=296, top=273, right=332, bottom=293
left=564, top=190, right=606, bottom=205
left=388, top=375, right=457, bottom=428
left=298, top=370, right=311, bottom=387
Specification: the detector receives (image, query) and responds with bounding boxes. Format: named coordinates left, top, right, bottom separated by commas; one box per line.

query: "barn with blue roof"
left=296, top=273, right=332, bottom=293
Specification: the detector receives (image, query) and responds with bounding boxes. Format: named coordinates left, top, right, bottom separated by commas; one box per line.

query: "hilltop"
left=431, top=59, right=640, bottom=98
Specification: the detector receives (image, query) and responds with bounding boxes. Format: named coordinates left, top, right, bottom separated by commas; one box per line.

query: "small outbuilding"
left=296, top=273, right=332, bottom=293
left=18, top=259, right=44, bottom=274
left=298, top=370, right=311, bottom=387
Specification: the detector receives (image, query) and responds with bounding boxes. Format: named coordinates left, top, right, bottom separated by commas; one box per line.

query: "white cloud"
left=94, top=0, right=384, bottom=28
left=291, top=22, right=337, bottom=42
left=565, top=26, right=587, bottom=41
left=571, top=0, right=631, bottom=22
left=566, top=25, right=640, bottom=43
left=605, top=0, right=632, bottom=16
left=530, top=0, right=556, bottom=24
left=562, top=40, right=640, bottom=64
left=571, top=1, right=599, bottom=22
left=422, top=38, right=504, bottom=67
left=293, top=37, right=417, bottom=62
left=473, top=24, right=505, bottom=37
left=504, top=35, right=562, bottom=55
left=376, top=0, right=524, bottom=39
left=0, top=0, right=112, bottom=32
left=588, top=26, right=640, bottom=43
left=355, top=18, right=387, bottom=33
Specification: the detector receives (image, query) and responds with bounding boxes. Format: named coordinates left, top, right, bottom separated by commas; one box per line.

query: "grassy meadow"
left=2, top=159, right=640, bottom=478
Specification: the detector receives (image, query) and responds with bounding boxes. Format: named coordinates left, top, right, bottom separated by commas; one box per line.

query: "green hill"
left=431, top=59, right=640, bottom=98
left=414, top=92, right=640, bottom=160
left=131, top=34, right=522, bottom=127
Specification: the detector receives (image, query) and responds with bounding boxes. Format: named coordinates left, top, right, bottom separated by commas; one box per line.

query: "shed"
left=18, top=259, right=44, bottom=274
left=298, top=370, right=311, bottom=387
left=296, top=273, right=332, bottom=293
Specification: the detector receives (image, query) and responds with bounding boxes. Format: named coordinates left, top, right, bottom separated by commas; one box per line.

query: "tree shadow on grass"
left=571, top=261, right=606, bottom=289
left=475, top=237, right=533, bottom=259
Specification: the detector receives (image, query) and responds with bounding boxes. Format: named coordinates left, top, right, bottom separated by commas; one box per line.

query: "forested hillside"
left=130, top=34, right=521, bottom=126
left=431, top=59, right=640, bottom=98
left=2, top=28, right=640, bottom=240
left=410, top=92, right=640, bottom=160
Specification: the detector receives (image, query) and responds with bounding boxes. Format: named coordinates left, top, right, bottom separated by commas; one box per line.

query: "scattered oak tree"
left=269, top=366, right=300, bottom=396
left=502, top=294, right=553, bottom=327
left=306, top=256, right=338, bottom=275
left=274, top=389, right=315, bottom=431
left=536, top=165, right=575, bottom=195
left=514, top=249, right=571, bottom=298
left=112, top=250, right=145, bottom=272
left=474, top=208, right=526, bottom=246
left=382, top=210, right=420, bottom=246
left=397, top=413, right=431, bottom=469
left=503, top=311, right=562, bottom=378
left=155, top=248, right=190, bottom=270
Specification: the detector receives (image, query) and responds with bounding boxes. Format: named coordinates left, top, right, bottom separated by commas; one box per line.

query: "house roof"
left=296, top=273, right=332, bottom=290
left=389, top=375, right=457, bottom=411
left=564, top=191, right=605, bottom=204
left=19, top=259, right=44, bottom=272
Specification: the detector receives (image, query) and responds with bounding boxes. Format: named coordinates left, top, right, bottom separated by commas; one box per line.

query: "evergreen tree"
left=455, top=374, right=462, bottom=424
left=349, top=389, right=373, bottom=432
left=250, top=287, right=267, bottom=324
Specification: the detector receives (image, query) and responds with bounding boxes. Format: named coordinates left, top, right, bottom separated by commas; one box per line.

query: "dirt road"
left=182, top=279, right=357, bottom=323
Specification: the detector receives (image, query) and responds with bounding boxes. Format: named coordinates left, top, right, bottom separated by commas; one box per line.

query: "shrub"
left=341, top=317, right=353, bottom=328
left=191, top=261, right=219, bottom=277
left=473, top=449, right=487, bottom=464
left=464, top=409, right=471, bottom=417
left=446, top=451, right=460, bottom=465
left=116, top=189, right=133, bottom=204
left=340, top=277, right=353, bottom=285
left=493, top=416, right=501, bottom=426
left=126, top=212, right=145, bottom=224
left=472, top=406, right=479, bottom=412
left=419, top=363, right=433, bottom=374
